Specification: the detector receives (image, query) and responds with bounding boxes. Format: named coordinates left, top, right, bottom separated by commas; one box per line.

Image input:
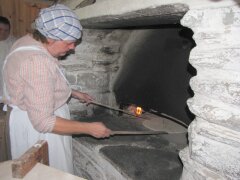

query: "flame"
left=127, top=105, right=143, bottom=116
left=135, top=107, right=143, bottom=116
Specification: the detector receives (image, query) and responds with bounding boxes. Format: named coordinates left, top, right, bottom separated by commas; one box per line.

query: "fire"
left=127, top=105, right=143, bottom=116
left=135, top=106, right=143, bottom=116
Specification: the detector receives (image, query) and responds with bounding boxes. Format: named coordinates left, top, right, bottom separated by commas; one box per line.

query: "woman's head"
left=35, top=4, right=82, bottom=41
left=34, top=4, right=82, bottom=57
left=0, top=16, right=10, bottom=41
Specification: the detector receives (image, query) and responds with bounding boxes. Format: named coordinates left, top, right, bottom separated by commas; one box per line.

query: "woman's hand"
left=71, top=89, right=94, bottom=104
left=86, top=122, right=112, bottom=138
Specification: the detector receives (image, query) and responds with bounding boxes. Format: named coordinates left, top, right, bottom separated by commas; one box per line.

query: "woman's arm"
left=71, top=89, right=93, bottom=103
left=55, top=90, right=111, bottom=138
left=52, top=116, right=111, bottom=138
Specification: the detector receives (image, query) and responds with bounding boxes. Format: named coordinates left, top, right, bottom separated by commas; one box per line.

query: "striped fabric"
left=3, top=35, right=71, bottom=133
left=35, top=4, right=82, bottom=41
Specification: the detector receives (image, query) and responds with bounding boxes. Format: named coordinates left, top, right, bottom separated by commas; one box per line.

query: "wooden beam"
left=24, top=0, right=53, bottom=7
left=12, top=140, right=49, bottom=179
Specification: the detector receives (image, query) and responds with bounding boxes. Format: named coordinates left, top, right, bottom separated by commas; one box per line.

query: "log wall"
left=0, top=0, right=51, bottom=38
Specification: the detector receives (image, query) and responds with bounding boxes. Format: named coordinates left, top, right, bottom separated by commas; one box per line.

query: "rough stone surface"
left=189, top=68, right=240, bottom=106
left=76, top=72, right=110, bottom=91
left=65, top=0, right=239, bottom=20
left=69, top=92, right=114, bottom=118
left=72, top=113, right=186, bottom=180
left=61, top=59, right=93, bottom=72
left=180, top=148, right=226, bottom=180
left=78, top=4, right=188, bottom=28
left=188, top=119, right=240, bottom=179
left=101, top=146, right=182, bottom=180
left=180, top=3, right=240, bottom=180
left=61, top=29, right=131, bottom=115
left=190, top=48, right=240, bottom=71
left=187, top=94, right=240, bottom=132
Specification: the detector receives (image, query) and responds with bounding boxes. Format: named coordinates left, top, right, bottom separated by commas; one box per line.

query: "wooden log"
left=12, top=140, right=49, bottom=179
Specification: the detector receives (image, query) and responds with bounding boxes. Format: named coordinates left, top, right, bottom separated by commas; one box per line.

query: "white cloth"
left=35, top=4, right=82, bottom=41
left=4, top=45, right=73, bottom=174
left=10, top=104, right=73, bottom=173
left=0, top=36, right=15, bottom=102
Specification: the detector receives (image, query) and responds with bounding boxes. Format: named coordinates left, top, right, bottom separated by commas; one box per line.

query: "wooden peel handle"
left=110, top=130, right=167, bottom=135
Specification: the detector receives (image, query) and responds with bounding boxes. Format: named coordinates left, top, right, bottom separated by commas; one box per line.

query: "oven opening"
left=113, top=24, right=196, bottom=127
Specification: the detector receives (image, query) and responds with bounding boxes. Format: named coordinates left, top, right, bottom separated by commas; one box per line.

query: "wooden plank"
left=12, top=140, right=49, bottom=179
left=0, top=0, right=50, bottom=37
left=13, top=0, right=20, bottom=37
left=111, top=130, right=168, bottom=135
left=25, top=1, right=44, bottom=34
left=1, top=161, right=87, bottom=180
left=0, top=106, right=11, bottom=162
left=24, top=0, right=53, bottom=7
left=0, top=0, right=3, bottom=15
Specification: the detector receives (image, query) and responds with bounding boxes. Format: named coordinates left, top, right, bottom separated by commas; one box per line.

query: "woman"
left=0, top=16, right=16, bottom=102
left=3, top=4, right=111, bottom=174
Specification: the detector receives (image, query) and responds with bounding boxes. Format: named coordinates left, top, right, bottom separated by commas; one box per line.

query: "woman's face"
left=0, top=23, right=10, bottom=41
left=46, top=39, right=76, bottom=58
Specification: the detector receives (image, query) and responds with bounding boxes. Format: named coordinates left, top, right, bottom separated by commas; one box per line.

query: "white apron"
left=3, top=46, right=73, bottom=174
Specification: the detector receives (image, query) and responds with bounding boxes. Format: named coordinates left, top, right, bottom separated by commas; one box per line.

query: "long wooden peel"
left=160, top=113, right=188, bottom=127
left=110, top=130, right=168, bottom=136
left=90, top=101, right=148, bottom=120
left=149, top=109, right=188, bottom=128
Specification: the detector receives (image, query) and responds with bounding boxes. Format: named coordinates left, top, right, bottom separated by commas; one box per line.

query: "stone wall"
left=61, top=29, right=131, bottom=116
left=179, top=4, right=240, bottom=180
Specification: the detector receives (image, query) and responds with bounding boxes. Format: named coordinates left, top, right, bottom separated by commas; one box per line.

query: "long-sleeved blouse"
left=3, top=34, right=71, bottom=133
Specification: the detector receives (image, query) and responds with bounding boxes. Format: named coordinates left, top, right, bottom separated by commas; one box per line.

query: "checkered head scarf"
left=35, top=4, right=82, bottom=41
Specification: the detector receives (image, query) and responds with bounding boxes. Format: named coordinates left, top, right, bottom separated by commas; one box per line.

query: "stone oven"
left=60, top=0, right=240, bottom=179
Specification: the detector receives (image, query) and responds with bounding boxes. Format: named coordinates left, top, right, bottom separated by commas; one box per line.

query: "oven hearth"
left=72, top=112, right=187, bottom=180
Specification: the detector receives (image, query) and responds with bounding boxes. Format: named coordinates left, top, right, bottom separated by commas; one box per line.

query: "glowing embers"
left=127, top=105, right=143, bottom=116
left=135, top=107, right=143, bottom=116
